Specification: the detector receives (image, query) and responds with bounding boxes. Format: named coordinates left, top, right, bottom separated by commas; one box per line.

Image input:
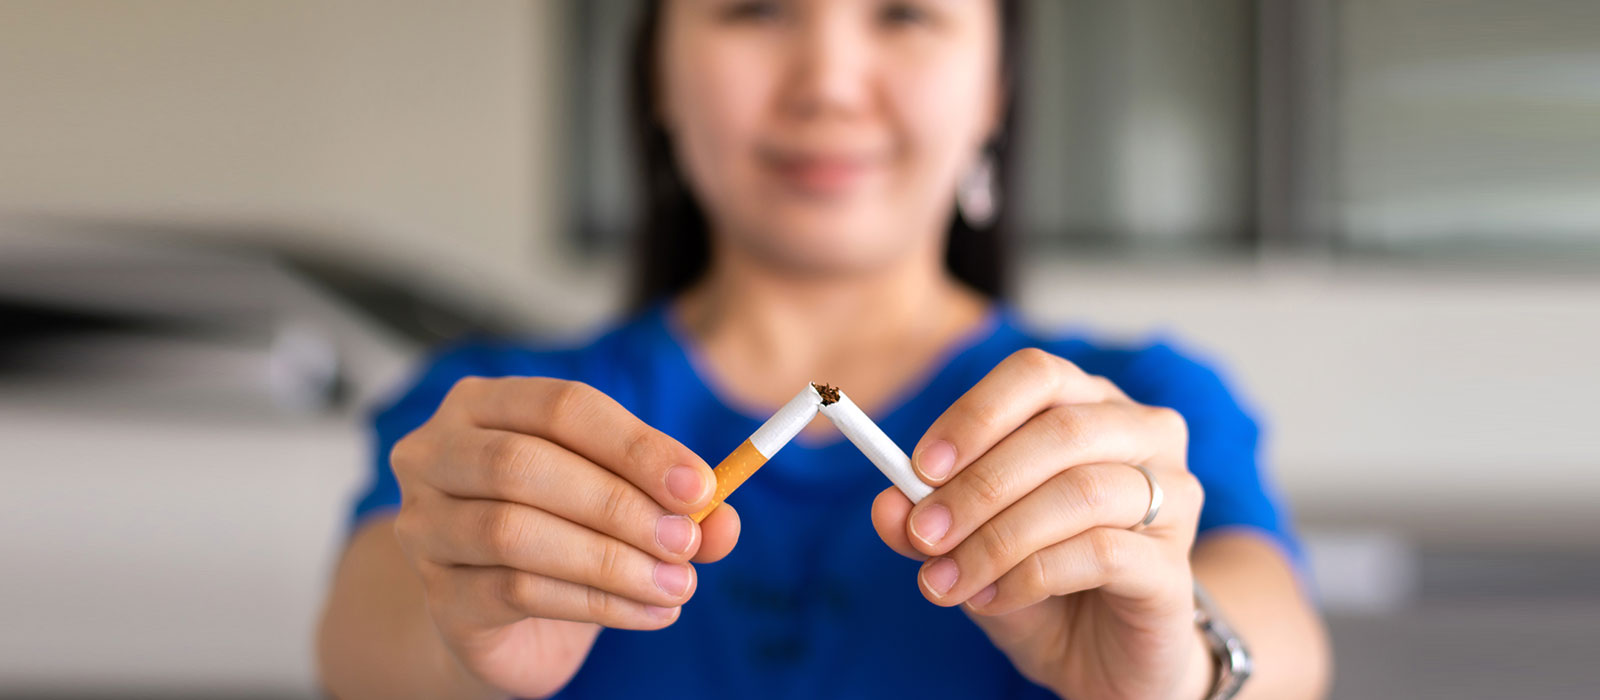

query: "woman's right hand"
left=390, top=376, right=740, bottom=699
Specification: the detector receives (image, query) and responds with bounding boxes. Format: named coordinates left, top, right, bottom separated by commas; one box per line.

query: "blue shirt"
left=351, top=303, right=1300, bottom=699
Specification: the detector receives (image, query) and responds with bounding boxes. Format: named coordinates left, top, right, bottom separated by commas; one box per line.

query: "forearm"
left=316, top=515, right=507, bottom=700
left=1190, top=530, right=1332, bottom=700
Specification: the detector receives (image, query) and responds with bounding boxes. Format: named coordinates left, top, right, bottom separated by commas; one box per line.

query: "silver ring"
left=1129, top=464, right=1163, bottom=532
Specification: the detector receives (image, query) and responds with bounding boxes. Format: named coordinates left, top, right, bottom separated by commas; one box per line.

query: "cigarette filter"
left=819, top=388, right=934, bottom=503
left=690, top=385, right=822, bottom=522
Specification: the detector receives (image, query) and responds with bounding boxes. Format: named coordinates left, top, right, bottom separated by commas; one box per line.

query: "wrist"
left=1175, top=624, right=1217, bottom=700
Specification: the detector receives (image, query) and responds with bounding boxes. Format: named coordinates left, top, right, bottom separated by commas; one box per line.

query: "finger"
left=431, top=563, right=682, bottom=632
left=455, top=377, right=716, bottom=513
left=964, top=527, right=1182, bottom=617
left=913, top=463, right=1153, bottom=606
left=907, top=401, right=1183, bottom=557
left=421, top=497, right=697, bottom=609
left=911, top=348, right=1131, bottom=486
left=425, top=428, right=701, bottom=563
left=691, top=502, right=741, bottom=564
left=870, top=486, right=926, bottom=561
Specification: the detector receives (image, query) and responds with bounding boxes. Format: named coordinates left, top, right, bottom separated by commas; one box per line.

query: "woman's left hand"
left=871, top=348, right=1211, bottom=700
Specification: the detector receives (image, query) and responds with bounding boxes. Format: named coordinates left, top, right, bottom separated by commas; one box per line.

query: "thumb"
left=870, top=486, right=927, bottom=561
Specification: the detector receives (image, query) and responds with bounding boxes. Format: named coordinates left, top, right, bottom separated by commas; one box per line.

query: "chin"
left=740, top=217, right=920, bottom=277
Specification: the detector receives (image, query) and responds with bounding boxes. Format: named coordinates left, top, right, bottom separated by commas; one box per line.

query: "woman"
left=317, top=1, right=1330, bottom=698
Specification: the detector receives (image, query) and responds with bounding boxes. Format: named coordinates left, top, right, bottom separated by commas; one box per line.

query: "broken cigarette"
left=690, top=384, right=822, bottom=522
left=818, top=385, right=934, bottom=504
left=690, top=382, right=934, bottom=523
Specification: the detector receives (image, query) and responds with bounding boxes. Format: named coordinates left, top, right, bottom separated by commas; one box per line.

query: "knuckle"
left=1011, top=347, right=1057, bottom=373
left=1041, top=405, right=1090, bottom=447
left=1063, top=467, right=1111, bottom=512
left=968, top=400, right=1007, bottom=433
left=1175, top=471, right=1205, bottom=510
left=1089, top=374, right=1120, bottom=399
left=591, top=479, right=639, bottom=527
left=389, top=431, right=431, bottom=477
left=482, top=433, right=533, bottom=485
left=1021, top=550, right=1051, bottom=596
left=546, top=380, right=595, bottom=426
left=388, top=435, right=417, bottom=474
left=481, top=432, right=517, bottom=470
left=442, top=376, right=496, bottom=426
left=445, top=376, right=495, bottom=418
left=500, top=570, right=534, bottom=610
left=583, top=585, right=618, bottom=622
left=965, top=466, right=1011, bottom=509
left=1151, top=405, right=1188, bottom=438
left=448, top=375, right=487, bottom=403
left=621, top=428, right=662, bottom=475
left=976, top=519, right=1022, bottom=569
left=480, top=504, right=524, bottom=560
left=1141, top=405, right=1189, bottom=456
left=594, top=537, right=627, bottom=582
left=1089, top=529, right=1128, bottom=576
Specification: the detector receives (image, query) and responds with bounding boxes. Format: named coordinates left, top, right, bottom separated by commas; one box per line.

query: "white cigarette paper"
left=819, top=389, right=934, bottom=503
left=691, top=384, right=821, bottom=522
left=750, top=385, right=823, bottom=458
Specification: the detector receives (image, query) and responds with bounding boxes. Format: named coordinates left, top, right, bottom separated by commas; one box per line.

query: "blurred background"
left=1, top=0, right=1597, bottom=697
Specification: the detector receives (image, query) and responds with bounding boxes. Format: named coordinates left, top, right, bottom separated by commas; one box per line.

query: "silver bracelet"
left=1193, top=582, right=1252, bottom=700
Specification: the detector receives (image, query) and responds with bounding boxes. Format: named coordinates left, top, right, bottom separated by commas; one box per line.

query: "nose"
left=779, top=8, right=873, bottom=122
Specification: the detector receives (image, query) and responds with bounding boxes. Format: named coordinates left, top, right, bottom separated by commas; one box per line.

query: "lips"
left=763, top=149, right=883, bottom=196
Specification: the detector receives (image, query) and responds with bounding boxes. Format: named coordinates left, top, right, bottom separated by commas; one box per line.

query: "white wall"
left=0, top=0, right=613, bottom=326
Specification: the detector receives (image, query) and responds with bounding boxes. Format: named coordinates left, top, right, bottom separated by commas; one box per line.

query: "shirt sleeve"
left=1111, top=340, right=1305, bottom=567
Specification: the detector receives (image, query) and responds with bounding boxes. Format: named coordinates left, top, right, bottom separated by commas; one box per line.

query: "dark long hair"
left=626, top=0, right=1024, bottom=309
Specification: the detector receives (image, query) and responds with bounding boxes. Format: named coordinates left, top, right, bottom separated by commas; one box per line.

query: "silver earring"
left=956, top=153, right=997, bottom=229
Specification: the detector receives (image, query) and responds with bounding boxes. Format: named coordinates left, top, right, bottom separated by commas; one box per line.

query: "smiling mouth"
left=762, top=149, right=883, bottom=196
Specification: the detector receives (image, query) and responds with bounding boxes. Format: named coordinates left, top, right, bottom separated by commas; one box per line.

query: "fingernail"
left=644, top=604, right=678, bottom=620
left=916, top=440, right=956, bottom=481
left=665, top=465, right=708, bottom=505
left=654, top=561, right=691, bottom=597
left=655, top=515, right=695, bottom=555
left=967, top=584, right=997, bottom=609
left=920, top=557, right=959, bottom=598
left=910, top=504, right=951, bottom=546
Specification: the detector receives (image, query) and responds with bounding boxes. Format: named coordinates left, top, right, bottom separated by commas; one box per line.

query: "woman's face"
left=658, top=0, right=1002, bottom=277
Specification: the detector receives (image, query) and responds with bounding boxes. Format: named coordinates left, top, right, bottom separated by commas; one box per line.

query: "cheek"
left=888, top=53, right=994, bottom=196
left=667, top=43, right=773, bottom=208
